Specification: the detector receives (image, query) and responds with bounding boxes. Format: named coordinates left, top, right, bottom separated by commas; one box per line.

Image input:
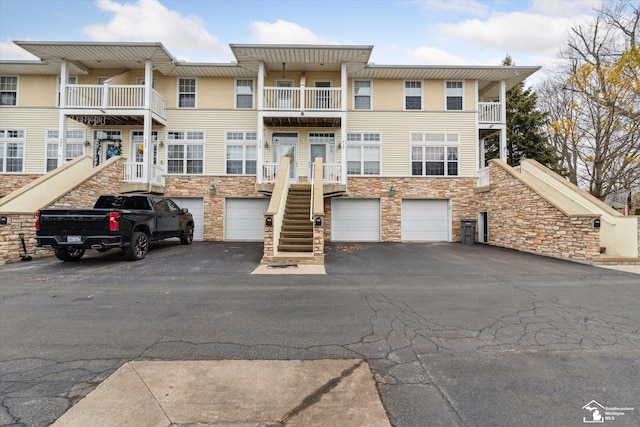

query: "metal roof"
left=230, top=44, right=373, bottom=74
left=1, top=41, right=540, bottom=89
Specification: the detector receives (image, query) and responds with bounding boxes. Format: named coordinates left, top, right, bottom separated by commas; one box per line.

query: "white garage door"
left=401, top=199, right=449, bottom=241
left=331, top=199, right=380, bottom=241
left=225, top=198, right=270, bottom=241
left=171, top=197, right=204, bottom=240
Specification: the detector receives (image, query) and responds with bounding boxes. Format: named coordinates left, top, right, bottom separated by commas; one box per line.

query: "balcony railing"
left=124, top=162, right=165, bottom=187
left=309, top=163, right=342, bottom=184
left=478, top=102, right=501, bottom=123
left=65, top=84, right=166, bottom=118
left=263, top=87, right=342, bottom=111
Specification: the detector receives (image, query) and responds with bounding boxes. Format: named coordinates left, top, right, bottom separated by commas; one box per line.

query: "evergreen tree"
left=485, top=56, right=558, bottom=169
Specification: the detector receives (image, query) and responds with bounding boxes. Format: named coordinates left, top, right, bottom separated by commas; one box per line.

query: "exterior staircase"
left=278, top=184, right=313, bottom=253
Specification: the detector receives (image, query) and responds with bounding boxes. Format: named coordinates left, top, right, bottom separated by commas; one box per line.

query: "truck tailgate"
left=38, top=209, right=112, bottom=235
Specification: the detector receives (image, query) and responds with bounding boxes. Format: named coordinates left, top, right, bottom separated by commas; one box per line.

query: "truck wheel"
left=181, top=225, right=194, bottom=245
left=54, top=247, right=85, bottom=261
left=124, top=231, right=149, bottom=261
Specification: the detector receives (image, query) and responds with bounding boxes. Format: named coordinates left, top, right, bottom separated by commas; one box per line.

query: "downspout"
left=341, top=62, right=348, bottom=186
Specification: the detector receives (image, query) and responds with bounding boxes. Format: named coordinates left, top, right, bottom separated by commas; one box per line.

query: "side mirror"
left=182, top=208, right=189, bottom=214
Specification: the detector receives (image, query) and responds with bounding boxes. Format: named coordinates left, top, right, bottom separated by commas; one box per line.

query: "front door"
left=272, top=133, right=298, bottom=183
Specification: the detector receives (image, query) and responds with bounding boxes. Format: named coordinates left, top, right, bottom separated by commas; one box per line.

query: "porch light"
left=389, top=185, right=396, bottom=197
left=159, top=140, right=164, bottom=147
left=84, top=141, right=90, bottom=147
left=209, top=183, right=217, bottom=195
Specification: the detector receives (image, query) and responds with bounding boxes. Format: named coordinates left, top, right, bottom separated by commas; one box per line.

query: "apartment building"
left=1, top=41, right=637, bottom=265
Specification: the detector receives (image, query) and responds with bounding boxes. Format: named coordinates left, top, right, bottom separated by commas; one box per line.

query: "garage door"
left=225, top=198, right=270, bottom=241
left=401, top=199, right=449, bottom=241
left=171, top=197, right=204, bottom=240
left=331, top=199, right=380, bottom=241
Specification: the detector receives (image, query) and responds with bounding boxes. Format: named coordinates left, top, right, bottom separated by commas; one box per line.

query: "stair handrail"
left=264, top=157, right=291, bottom=257
left=311, top=158, right=324, bottom=221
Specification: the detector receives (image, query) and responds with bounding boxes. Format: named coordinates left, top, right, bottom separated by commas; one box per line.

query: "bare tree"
left=541, top=0, right=640, bottom=200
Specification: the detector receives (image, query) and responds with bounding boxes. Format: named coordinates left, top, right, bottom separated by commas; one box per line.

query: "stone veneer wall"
left=163, top=175, right=267, bottom=241
left=324, top=177, right=477, bottom=242
left=0, top=159, right=125, bottom=265
left=474, top=160, right=601, bottom=264
left=0, top=175, right=42, bottom=197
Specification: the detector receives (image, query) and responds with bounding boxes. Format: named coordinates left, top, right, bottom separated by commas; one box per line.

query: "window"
left=410, top=132, right=459, bottom=176
left=226, top=131, right=257, bottom=175
left=347, top=133, right=381, bottom=175
left=0, top=129, right=25, bottom=172
left=1, top=76, right=18, bottom=106
left=235, top=79, right=254, bottom=109
left=446, top=81, right=463, bottom=111
left=178, top=78, right=196, bottom=108
left=167, top=131, right=204, bottom=174
left=45, top=129, right=85, bottom=171
left=405, top=81, right=422, bottom=110
left=353, top=80, right=371, bottom=110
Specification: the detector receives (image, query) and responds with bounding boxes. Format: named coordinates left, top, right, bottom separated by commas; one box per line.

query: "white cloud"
left=409, top=46, right=473, bottom=65
left=83, top=0, right=226, bottom=56
left=528, top=0, right=601, bottom=16
left=249, top=19, right=335, bottom=44
left=0, top=39, right=39, bottom=60
left=417, top=0, right=489, bottom=17
left=436, top=12, right=587, bottom=54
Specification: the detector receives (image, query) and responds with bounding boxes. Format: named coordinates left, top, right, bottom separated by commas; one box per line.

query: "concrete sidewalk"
left=52, top=359, right=390, bottom=427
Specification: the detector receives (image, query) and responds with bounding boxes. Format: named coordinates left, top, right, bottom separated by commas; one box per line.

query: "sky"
left=0, top=0, right=606, bottom=80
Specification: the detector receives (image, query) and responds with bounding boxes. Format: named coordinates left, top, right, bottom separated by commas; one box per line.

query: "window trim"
left=353, top=80, right=372, bottom=110
left=346, top=132, right=382, bottom=176
left=409, top=132, right=459, bottom=177
left=404, top=80, right=423, bottom=111
left=0, top=76, right=18, bottom=107
left=445, top=81, right=464, bottom=111
left=165, top=130, right=205, bottom=175
left=45, top=129, right=86, bottom=172
left=177, top=77, right=197, bottom=109
left=235, top=79, right=255, bottom=109
left=0, top=129, right=26, bottom=173
left=225, top=130, right=258, bottom=175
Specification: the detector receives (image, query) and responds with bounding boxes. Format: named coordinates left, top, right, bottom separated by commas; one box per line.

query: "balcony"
left=263, top=87, right=342, bottom=111
left=64, top=84, right=167, bottom=120
left=478, top=102, right=502, bottom=124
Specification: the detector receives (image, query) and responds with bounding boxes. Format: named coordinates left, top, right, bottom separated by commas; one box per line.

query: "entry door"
left=273, top=133, right=298, bottom=183
left=310, top=144, right=328, bottom=181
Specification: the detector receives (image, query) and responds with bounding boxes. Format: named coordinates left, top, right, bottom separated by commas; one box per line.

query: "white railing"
left=262, top=87, right=342, bottom=111
left=309, top=162, right=342, bottom=184
left=65, top=84, right=166, bottom=118
left=149, top=164, right=165, bottom=186
left=304, top=87, right=341, bottom=110
left=477, top=167, right=490, bottom=187
left=124, top=162, right=165, bottom=186
left=262, top=162, right=279, bottom=183
left=478, top=102, right=501, bottom=123
left=263, top=87, right=301, bottom=110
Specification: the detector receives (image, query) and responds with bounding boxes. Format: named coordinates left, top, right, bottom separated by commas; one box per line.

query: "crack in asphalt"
left=2, top=284, right=639, bottom=426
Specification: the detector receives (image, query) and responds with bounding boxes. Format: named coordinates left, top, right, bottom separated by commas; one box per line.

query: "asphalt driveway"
left=1, top=241, right=639, bottom=426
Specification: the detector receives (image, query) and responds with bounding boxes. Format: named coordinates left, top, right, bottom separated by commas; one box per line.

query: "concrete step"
left=278, top=244, right=313, bottom=252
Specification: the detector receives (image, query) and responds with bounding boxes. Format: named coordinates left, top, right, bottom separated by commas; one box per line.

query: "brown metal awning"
left=68, top=115, right=165, bottom=127
left=263, top=116, right=341, bottom=128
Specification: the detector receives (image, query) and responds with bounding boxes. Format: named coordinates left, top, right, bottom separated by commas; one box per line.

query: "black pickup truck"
left=35, top=194, right=194, bottom=261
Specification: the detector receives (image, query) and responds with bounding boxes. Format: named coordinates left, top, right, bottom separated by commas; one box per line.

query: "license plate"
left=67, top=236, right=81, bottom=243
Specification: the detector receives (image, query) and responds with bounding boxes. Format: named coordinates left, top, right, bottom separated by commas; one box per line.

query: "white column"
left=58, top=60, right=69, bottom=166
left=143, top=61, right=153, bottom=183
left=341, top=63, right=348, bottom=185
left=499, top=80, right=507, bottom=161
left=256, top=62, right=265, bottom=184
